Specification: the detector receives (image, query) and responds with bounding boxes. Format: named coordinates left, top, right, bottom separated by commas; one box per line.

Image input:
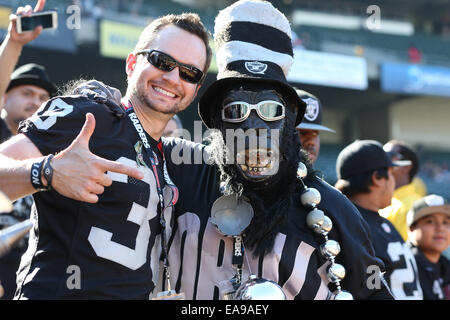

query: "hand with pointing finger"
left=50, top=112, right=144, bottom=203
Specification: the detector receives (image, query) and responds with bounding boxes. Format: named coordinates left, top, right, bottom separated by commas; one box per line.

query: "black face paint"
left=217, top=89, right=291, bottom=185
left=207, top=85, right=314, bottom=257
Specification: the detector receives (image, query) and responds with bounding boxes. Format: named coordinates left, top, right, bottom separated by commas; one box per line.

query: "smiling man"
left=0, top=13, right=211, bottom=299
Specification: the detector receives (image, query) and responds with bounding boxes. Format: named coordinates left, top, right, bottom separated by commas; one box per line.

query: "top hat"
left=198, top=0, right=306, bottom=129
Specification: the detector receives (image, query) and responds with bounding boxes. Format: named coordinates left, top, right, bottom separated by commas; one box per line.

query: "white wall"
left=319, top=108, right=345, bottom=144
left=389, top=96, right=450, bottom=150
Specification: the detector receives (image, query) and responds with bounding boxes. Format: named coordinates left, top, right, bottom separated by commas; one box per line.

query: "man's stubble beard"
left=132, top=79, right=186, bottom=115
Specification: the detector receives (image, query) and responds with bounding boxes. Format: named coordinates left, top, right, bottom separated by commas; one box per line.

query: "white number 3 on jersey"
left=30, top=98, right=74, bottom=130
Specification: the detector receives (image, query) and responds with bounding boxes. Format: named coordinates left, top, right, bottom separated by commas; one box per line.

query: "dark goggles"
left=137, top=50, right=204, bottom=84
left=221, top=100, right=285, bottom=123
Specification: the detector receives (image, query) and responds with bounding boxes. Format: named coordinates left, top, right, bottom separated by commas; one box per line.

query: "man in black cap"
left=1, top=63, right=56, bottom=142
left=335, top=139, right=424, bottom=299
left=0, top=0, right=55, bottom=143
left=295, top=89, right=335, bottom=165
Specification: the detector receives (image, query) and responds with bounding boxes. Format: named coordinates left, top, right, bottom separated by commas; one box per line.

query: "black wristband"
left=42, top=154, right=54, bottom=191
left=30, top=155, right=54, bottom=192
left=30, top=158, right=47, bottom=192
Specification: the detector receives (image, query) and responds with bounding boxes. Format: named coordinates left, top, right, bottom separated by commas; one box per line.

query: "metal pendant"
left=334, top=290, right=354, bottom=300
left=234, top=275, right=286, bottom=300
left=211, top=195, right=254, bottom=236
left=151, top=290, right=185, bottom=300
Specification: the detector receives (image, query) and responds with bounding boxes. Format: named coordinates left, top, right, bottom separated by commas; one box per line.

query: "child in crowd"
left=407, top=194, right=450, bottom=300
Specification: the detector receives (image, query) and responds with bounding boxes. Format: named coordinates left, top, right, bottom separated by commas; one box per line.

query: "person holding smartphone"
left=0, top=0, right=55, bottom=143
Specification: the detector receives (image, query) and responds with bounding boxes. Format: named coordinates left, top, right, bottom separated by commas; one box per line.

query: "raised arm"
left=0, top=0, right=46, bottom=105
left=0, top=113, right=143, bottom=203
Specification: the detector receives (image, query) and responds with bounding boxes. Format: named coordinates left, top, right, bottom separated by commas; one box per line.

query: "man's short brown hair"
left=133, top=13, right=212, bottom=76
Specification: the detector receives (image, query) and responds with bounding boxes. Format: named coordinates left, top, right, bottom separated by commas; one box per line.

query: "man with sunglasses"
left=0, top=13, right=211, bottom=299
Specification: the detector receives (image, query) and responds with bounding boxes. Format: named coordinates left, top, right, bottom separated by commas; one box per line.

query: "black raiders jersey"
left=356, top=206, right=423, bottom=300
left=162, top=138, right=393, bottom=300
left=409, top=244, right=450, bottom=300
left=15, top=96, right=169, bottom=299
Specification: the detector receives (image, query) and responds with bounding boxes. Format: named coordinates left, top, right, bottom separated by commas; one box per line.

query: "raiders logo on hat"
left=244, top=61, right=268, bottom=74
left=198, top=0, right=307, bottom=129
left=304, top=98, right=320, bottom=122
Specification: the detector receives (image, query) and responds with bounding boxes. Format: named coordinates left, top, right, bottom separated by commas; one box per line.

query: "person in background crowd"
left=0, top=0, right=55, bottom=300
left=335, top=139, right=423, bottom=300
left=407, top=194, right=450, bottom=300
left=295, top=89, right=335, bottom=165
left=380, top=140, right=427, bottom=241
left=0, top=0, right=55, bottom=143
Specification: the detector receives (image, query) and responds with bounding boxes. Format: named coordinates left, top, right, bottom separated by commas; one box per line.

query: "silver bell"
left=320, top=240, right=341, bottom=259
left=320, top=215, right=333, bottom=234
left=234, top=275, right=286, bottom=300
left=327, top=263, right=346, bottom=283
left=333, top=290, right=354, bottom=300
left=306, top=209, right=325, bottom=234
left=297, top=162, right=307, bottom=179
left=300, top=188, right=321, bottom=208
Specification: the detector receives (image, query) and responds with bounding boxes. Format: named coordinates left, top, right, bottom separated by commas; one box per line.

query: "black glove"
left=72, top=80, right=125, bottom=118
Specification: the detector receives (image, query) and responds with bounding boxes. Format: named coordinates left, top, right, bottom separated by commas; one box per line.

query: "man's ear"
left=371, top=170, right=383, bottom=189
left=194, top=83, right=202, bottom=99
left=126, top=53, right=137, bottom=78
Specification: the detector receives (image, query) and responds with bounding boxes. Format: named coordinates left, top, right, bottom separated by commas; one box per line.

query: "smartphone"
left=16, top=10, right=58, bottom=33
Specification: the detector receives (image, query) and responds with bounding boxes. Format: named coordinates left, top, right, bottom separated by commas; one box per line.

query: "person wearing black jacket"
left=335, top=139, right=423, bottom=300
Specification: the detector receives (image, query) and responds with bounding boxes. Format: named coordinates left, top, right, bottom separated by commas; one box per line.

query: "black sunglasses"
left=136, top=49, right=204, bottom=84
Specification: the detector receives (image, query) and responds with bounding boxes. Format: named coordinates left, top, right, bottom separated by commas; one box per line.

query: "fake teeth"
left=240, top=163, right=273, bottom=173
left=154, top=86, right=176, bottom=98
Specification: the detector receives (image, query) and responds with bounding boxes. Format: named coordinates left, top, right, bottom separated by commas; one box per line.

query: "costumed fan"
left=161, top=0, right=393, bottom=300
left=70, top=0, right=395, bottom=300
